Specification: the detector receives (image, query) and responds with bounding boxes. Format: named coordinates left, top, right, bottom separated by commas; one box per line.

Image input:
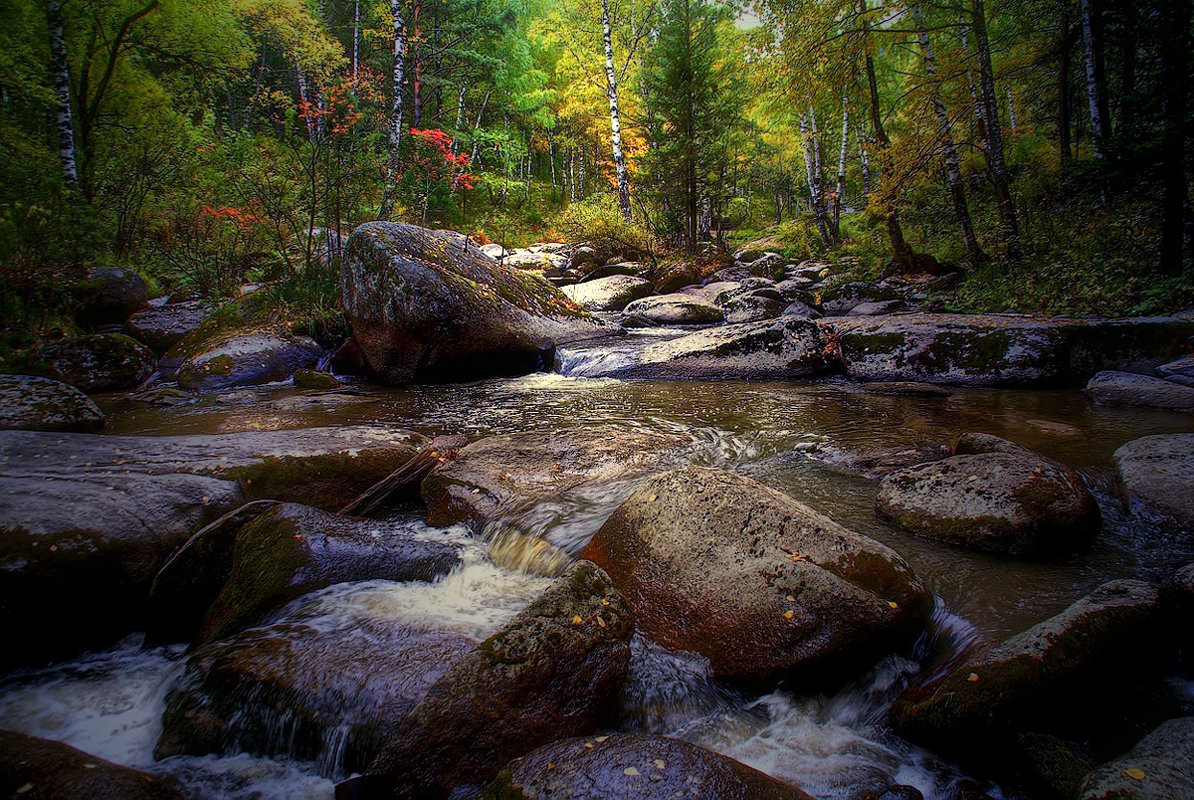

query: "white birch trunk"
left=44, top=0, right=78, bottom=186
left=1080, top=0, right=1107, bottom=158
left=601, top=0, right=632, bottom=220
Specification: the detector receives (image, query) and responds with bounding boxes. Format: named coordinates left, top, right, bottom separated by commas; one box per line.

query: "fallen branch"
left=339, top=434, right=469, bottom=517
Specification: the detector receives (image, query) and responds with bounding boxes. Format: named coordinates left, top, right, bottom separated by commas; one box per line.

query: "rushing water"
left=4, top=327, right=1194, bottom=799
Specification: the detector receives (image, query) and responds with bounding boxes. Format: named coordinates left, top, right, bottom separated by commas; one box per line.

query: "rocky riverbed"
left=2, top=228, right=1193, bottom=800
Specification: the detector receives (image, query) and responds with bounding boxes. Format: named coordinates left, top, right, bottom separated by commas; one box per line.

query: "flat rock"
left=0, top=374, right=104, bottom=432
left=1079, top=717, right=1194, bottom=799
left=1113, top=434, right=1194, bottom=530
left=819, top=282, right=901, bottom=316
left=1156, top=355, right=1194, bottom=387
left=561, top=275, right=653, bottom=311
left=0, top=729, right=185, bottom=800
left=723, top=294, right=784, bottom=324
left=622, top=294, right=725, bottom=326
left=124, top=302, right=210, bottom=352
left=1085, top=370, right=1194, bottom=411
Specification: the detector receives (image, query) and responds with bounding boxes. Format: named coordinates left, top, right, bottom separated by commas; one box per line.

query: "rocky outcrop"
left=723, top=294, right=784, bottom=323
left=820, top=314, right=1194, bottom=387
left=561, top=275, right=652, bottom=311
left=890, top=580, right=1165, bottom=751
left=124, top=301, right=210, bottom=352
left=876, top=440, right=1100, bottom=556
left=621, top=294, right=725, bottom=326
left=1113, top=434, right=1194, bottom=530
left=819, top=282, right=901, bottom=316
left=340, top=561, right=634, bottom=799
left=38, top=333, right=156, bottom=392
left=1084, top=371, right=1194, bottom=411
left=0, top=374, right=104, bottom=432
left=583, top=467, right=932, bottom=684
left=75, top=265, right=149, bottom=326
left=176, top=328, right=322, bottom=391
left=342, top=223, right=611, bottom=383
left=484, top=734, right=813, bottom=800
left=1079, top=717, right=1194, bottom=800
left=0, top=730, right=185, bottom=800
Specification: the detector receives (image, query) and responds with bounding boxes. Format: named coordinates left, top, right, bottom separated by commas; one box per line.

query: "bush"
left=556, top=195, right=655, bottom=261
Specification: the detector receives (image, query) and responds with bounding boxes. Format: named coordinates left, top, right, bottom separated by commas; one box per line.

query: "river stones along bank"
left=622, top=293, right=725, bottom=326
left=341, top=561, right=634, bottom=799
left=1, top=729, right=185, bottom=800
left=485, top=733, right=814, bottom=800
left=583, top=467, right=932, bottom=684
left=561, top=275, right=653, bottom=311
left=176, top=328, right=322, bottom=391
left=1084, top=370, right=1194, bottom=411
left=0, top=374, right=105, bottom=432
left=341, top=222, right=613, bottom=383
left=1113, top=434, right=1194, bottom=531
left=38, top=332, right=156, bottom=392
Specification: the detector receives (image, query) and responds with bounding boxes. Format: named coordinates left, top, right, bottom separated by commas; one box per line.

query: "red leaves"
left=200, top=203, right=263, bottom=230
left=410, top=127, right=476, bottom=190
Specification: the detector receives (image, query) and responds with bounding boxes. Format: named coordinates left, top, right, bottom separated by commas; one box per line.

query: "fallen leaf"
left=653, top=759, right=666, bottom=769
left=623, top=767, right=640, bottom=776
left=967, top=673, right=980, bottom=682
left=597, top=616, right=606, bottom=628
left=786, top=595, right=795, bottom=601
left=888, top=601, right=899, bottom=609
left=16, top=785, right=33, bottom=795
left=595, top=735, right=609, bottom=742
left=783, top=610, right=795, bottom=619
left=82, top=763, right=98, bottom=769
left=572, top=615, right=583, bottom=624
left=1124, top=768, right=1146, bottom=781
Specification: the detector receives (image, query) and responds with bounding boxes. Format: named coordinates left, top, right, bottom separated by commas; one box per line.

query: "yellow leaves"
left=888, top=601, right=899, bottom=609
left=783, top=610, right=795, bottom=619
left=572, top=615, right=583, bottom=624
left=1124, top=768, right=1146, bottom=781
left=595, top=735, right=609, bottom=742
left=623, top=767, right=640, bottom=776
left=597, top=616, right=607, bottom=628
left=786, top=551, right=808, bottom=564
left=967, top=673, right=980, bottom=682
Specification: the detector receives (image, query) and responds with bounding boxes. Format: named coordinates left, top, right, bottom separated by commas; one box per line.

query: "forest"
left=1, top=0, right=1192, bottom=354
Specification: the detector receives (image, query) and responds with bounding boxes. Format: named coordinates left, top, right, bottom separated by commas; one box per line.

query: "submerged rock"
left=38, top=333, right=156, bottom=392
left=293, top=368, right=340, bottom=389
left=484, top=733, right=813, bottom=800
left=342, top=222, right=611, bottom=383
left=876, top=444, right=1100, bottom=556
left=0, top=374, right=104, bottom=432
left=176, top=328, right=322, bottom=391
left=124, top=301, right=210, bottom=352
left=1084, top=370, right=1194, bottom=411
left=1113, top=434, right=1194, bottom=531
left=583, top=467, right=932, bottom=684
left=75, top=264, right=149, bottom=326
left=1078, top=717, right=1194, bottom=800
left=0, top=729, right=185, bottom=800
left=341, top=561, right=634, bottom=799
left=890, top=580, right=1165, bottom=751
left=622, top=293, right=725, bottom=326
left=561, top=275, right=652, bottom=311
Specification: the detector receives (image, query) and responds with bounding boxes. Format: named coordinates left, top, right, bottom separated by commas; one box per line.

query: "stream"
left=2, top=327, right=1193, bottom=799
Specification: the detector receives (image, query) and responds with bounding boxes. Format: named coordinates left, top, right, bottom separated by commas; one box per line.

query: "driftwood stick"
left=339, top=434, right=468, bottom=517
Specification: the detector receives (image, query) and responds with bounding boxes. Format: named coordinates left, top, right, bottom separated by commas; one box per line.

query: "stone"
left=0, top=374, right=104, bottom=432
left=1084, top=371, right=1194, bottom=411
left=569, top=245, right=602, bottom=270
left=0, top=730, right=185, bottom=800
left=176, top=328, right=322, bottom=391
left=38, top=333, right=156, bottom=392
left=848, top=300, right=906, bottom=316
left=745, top=253, right=786, bottom=280
left=340, top=561, right=634, bottom=799
left=293, top=368, right=340, bottom=389
left=621, top=294, right=725, bottom=326
left=583, top=467, right=932, bottom=684
left=75, top=265, right=149, bottom=326
left=652, top=261, right=703, bottom=294
left=484, top=733, right=813, bottom=800
left=876, top=448, right=1100, bottom=556
left=723, top=294, right=784, bottom=324
left=561, top=275, right=653, bottom=312
left=1079, top=717, right=1194, bottom=800
left=124, top=301, right=210, bottom=352
left=342, top=223, right=611, bottom=383
left=819, top=282, right=901, bottom=316
left=480, top=243, right=509, bottom=259
left=1156, top=355, right=1194, bottom=387
left=1113, top=434, right=1194, bottom=530
left=582, top=262, right=648, bottom=281
left=858, top=381, right=951, bottom=397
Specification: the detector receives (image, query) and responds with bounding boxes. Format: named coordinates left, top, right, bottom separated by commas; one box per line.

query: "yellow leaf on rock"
left=888, top=601, right=899, bottom=609
left=595, top=736, right=609, bottom=742
left=783, top=610, right=795, bottom=619
left=623, top=767, right=640, bottom=776
left=1124, top=768, right=1146, bottom=781
left=653, top=759, right=666, bottom=769
left=572, top=615, right=582, bottom=624
left=967, top=673, right=980, bottom=682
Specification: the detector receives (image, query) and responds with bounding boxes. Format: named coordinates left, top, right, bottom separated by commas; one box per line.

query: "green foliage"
left=557, top=195, right=654, bottom=259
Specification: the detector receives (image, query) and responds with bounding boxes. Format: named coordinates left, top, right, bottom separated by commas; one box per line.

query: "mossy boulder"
left=890, top=580, right=1166, bottom=753
left=341, top=222, right=612, bottom=383
left=876, top=444, right=1100, bottom=556
left=176, top=328, right=322, bottom=391
left=75, top=264, right=149, bottom=326
left=293, top=368, right=340, bottom=389
left=1113, top=434, right=1194, bottom=531
left=560, top=275, right=652, bottom=311
left=582, top=467, right=932, bottom=684
left=651, top=261, right=703, bottom=293
left=124, top=301, right=210, bottom=353
left=0, top=730, right=185, bottom=800
left=340, top=561, right=634, bottom=799
left=621, top=293, right=725, bottom=326
left=724, top=294, right=785, bottom=324
left=38, top=333, right=156, bottom=392
left=1078, top=717, right=1194, bottom=800
left=1085, top=371, right=1194, bottom=411
left=819, top=282, right=901, bottom=316
left=0, top=374, right=104, bottom=432
left=483, top=734, right=813, bottom=800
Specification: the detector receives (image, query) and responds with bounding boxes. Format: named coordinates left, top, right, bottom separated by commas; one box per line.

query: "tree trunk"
left=1059, top=11, right=1072, bottom=171
left=379, top=0, right=408, bottom=219
left=352, top=0, right=360, bottom=83
left=800, top=109, right=831, bottom=244
left=44, top=0, right=78, bottom=187
left=834, top=92, right=848, bottom=238
left=410, top=0, right=424, bottom=128
left=1080, top=0, right=1109, bottom=158
left=1158, top=0, right=1190, bottom=274
left=971, top=0, right=1021, bottom=262
left=601, top=0, right=632, bottom=220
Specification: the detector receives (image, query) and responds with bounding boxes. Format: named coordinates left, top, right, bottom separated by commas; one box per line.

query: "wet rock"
left=124, top=301, right=210, bottom=352
left=820, top=282, right=901, bottom=316
left=149, top=502, right=464, bottom=645
left=849, top=299, right=906, bottom=316
left=583, top=467, right=932, bottom=684
left=1156, top=355, right=1194, bottom=387
left=561, top=275, right=653, bottom=311
left=484, top=733, right=813, bottom=800
left=890, top=580, right=1165, bottom=751
left=621, top=294, right=725, bottom=326
left=1014, top=732, right=1098, bottom=800
left=421, top=425, right=686, bottom=529
left=821, top=314, right=1194, bottom=387
left=75, top=264, right=149, bottom=326
left=330, top=336, right=370, bottom=377
left=581, top=261, right=649, bottom=281
left=652, top=261, right=703, bottom=294
left=783, top=300, right=821, bottom=319
left=480, top=243, right=509, bottom=259
left=176, top=328, right=322, bottom=391
left=502, top=249, right=567, bottom=273
left=342, top=223, right=611, bottom=383
left=867, top=787, right=925, bottom=800
left=1113, top=434, right=1194, bottom=530
left=0, top=374, right=104, bottom=432
left=858, top=381, right=951, bottom=397
left=1084, top=371, right=1194, bottom=411
left=0, top=729, right=185, bottom=800
left=684, top=280, right=743, bottom=305
left=340, top=560, right=634, bottom=799
left=609, top=318, right=828, bottom=380
left=876, top=446, right=1099, bottom=556
left=1078, top=717, right=1194, bottom=800
left=723, top=294, right=784, bottom=324
left=38, top=333, right=155, bottom=392
left=796, top=440, right=949, bottom=479
left=293, top=368, right=340, bottom=390
left=570, top=245, right=601, bottom=270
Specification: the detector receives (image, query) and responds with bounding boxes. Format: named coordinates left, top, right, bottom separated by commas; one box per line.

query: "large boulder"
left=622, top=294, right=725, bottom=326
left=156, top=600, right=474, bottom=773
left=342, top=223, right=611, bottom=383
left=38, top=333, right=156, bottom=392
left=890, top=580, right=1165, bottom=751
left=652, top=261, right=703, bottom=294
left=339, top=561, right=634, bottom=799
left=149, top=502, right=465, bottom=645
left=75, top=265, right=149, bottom=326
left=820, top=314, right=1194, bottom=387
left=605, top=318, right=828, bottom=380
left=176, top=328, right=322, bottom=391
left=561, top=275, right=653, bottom=311
left=582, top=467, right=932, bottom=684
left=0, top=730, right=185, bottom=800
left=876, top=443, right=1100, bottom=556
left=421, top=426, right=687, bottom=530
left=1084, top=371, right=1194, bottom=411
left=0, top=374, right=104, bottom=432
left=484, top=734, right=813, bottom=800
left=723, top=294, right=785, bottom=324
left=819, top=282, right=901, bottom=316
left=1113, top=434, right=1194, bottom=531
left=124, top=301, right=210, bottom=353
left=1078, top=717, right=1194, bottom=800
